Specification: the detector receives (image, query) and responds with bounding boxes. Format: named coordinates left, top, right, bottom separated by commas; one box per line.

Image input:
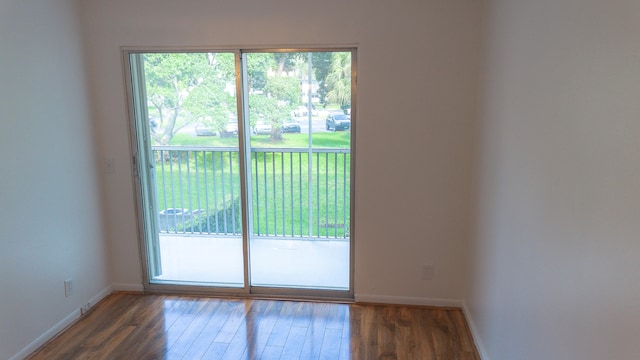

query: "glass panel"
left=245, top=51, right=352, bottom=290
left=140, top=52, right=244, bottom=286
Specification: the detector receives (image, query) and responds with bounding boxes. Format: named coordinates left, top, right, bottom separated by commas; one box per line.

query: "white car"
left=220, top=121, right=238, bottom=137
left=254, top=121, right=271, bottom=135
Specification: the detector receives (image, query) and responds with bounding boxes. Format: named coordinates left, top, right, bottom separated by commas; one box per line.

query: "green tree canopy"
left=264, top=75, right=301, bottom=107
left=246, top=53, right=276, bottom=92
left=144, top=52, right=236, bottom=145
left=326, top=52, right=352, bottom=109
left=184, top=53, right=236, bottom=134
left=312, top=52, right=332, bottom=107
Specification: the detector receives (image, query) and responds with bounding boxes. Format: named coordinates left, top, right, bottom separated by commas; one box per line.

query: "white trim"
left=9, top=286, right=112, bottom=360
left=88, top=286, right=113, bottom=307
left=354, top=293, right=463, bottom=308
left=111, top=282, right=144, bottom=292
left=9, top=311, right=79, bottom=360
left=462, top=301, right=490, bottom=360
left=120, top=44, right=360, bottom=53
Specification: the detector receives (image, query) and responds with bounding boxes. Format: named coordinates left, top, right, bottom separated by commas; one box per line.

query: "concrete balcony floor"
left=153, top=234, right=350, bottom=290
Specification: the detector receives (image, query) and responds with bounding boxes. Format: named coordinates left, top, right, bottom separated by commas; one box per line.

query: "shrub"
left=176, top=197, right=241, bottom=234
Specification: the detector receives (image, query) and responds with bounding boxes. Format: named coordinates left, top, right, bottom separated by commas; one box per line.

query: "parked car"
left=292, top=106, right=318, bottom=118
left=254, top=121, right=272, bottom=135
left=326, top=112, right=351, bottom=131
left=281, top=119, right=301, bottom=133
left=195, top=123, right=216, bottom=136
left=220, top=121, right=238, bottom=137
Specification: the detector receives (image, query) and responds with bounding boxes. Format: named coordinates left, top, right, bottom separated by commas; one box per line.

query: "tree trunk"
left=270, top=126, right=283, bottom=142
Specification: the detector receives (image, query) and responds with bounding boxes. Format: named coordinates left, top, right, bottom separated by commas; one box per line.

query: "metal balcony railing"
left=153, top=146, right=350, bottom=240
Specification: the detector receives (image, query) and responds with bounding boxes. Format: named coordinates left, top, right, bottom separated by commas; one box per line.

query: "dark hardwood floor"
left=27, top=292, right=479, bottom=359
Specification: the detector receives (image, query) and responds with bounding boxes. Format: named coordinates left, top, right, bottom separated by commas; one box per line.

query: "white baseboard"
left=88, top=285, right=113, bottom=308
left=462, top=301, right=490, bottom=360
left=8, top=309, right=79, bottom=360
left=111, top=282, right=144, bottom=292
left=9, top=285, right=113, bottom=360
left=354, top=293, right=463, bottom=308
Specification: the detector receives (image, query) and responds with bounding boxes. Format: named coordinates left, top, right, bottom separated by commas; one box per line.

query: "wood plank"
left=243, top=300, right=283, bottom=358
left=299, top=302, right=330, bottom=359
left=117, top=295, right=180, bottom=358
left=260, top=345, right=284, bottom=359
left=26, top=292, right=480, bottom=360
left=165, top=298, right=219, bottom=359
left=394, top=306, right=422, bottom=360
left=338, top=307, right=352, bottom=360
left=291, top=301, right=313, bottom=328
left=346, top=304, right=364, bottom=360
left=360, top=304, right=379, bottom=360
left=200, top=342, right=229, bottom=359
left=131, top=296, right=200, bottom=359
left=180, top=299, right=231, bottom=359
left=266, top=300, right=298, bottom=347
left=281, top=326, right=308, bottom=359
left=217, top=300, right=251, bottom=359
left=319, top=328, right=343, bottom=360
left=377, top=306, right=397, bottom=359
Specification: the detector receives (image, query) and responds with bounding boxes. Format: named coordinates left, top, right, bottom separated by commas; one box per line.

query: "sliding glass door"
left=129, top=51, right=247, bottom=288
left=244, top=52, right=351, bottom=290
left=126, top=49, right=354, bottom=296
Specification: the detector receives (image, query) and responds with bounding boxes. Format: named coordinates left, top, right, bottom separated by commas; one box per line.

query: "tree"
left=184, top=53, right=236, bottom=135
left=249, top=75, right=299, bottom=142
left=265, top=75, right=300, bottom=141
left=245, top=53, right=304, bottom=142
left=264, top=75, right=300, bottom=107
left=312, top=52, right=332, bottom=107
left=144, top=53, right=235, bottom=145
left=273, top=53, right=300, bottom=75
left=326, top=52, right=352, bottom=109
left=249, top=94, right=288, bottom=141
left=246, top=53, right=275, bottom=93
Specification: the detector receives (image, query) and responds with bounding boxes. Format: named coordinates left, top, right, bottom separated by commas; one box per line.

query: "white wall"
left=80, top=0, right=482, bottom=303
left=467, top=0, right=640, bottom=359
left=0, top=0, right=110, bottom=359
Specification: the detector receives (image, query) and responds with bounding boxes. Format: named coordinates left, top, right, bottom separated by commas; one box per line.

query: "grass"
left=251, top=151, right=350, bottom=238
left=168, top=131, right=351, bottom=149
left=154, top=131, right=351, bottom=238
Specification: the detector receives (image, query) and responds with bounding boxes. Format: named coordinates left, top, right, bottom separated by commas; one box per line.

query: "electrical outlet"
left=64, top=279, right=73, bottom=297
left=81, top=303, right=91, bottom=315
left=421, top=264, right=434, bottom=280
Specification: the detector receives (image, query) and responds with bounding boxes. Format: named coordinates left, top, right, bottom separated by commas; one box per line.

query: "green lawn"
left=168, top=131, right=350, bottom=149
left=155, top=132, right=351, bottom=238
